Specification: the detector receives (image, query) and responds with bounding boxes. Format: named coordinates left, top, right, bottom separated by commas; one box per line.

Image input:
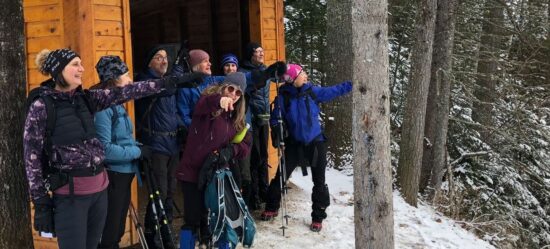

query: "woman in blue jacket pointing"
left=261, top=64, right=352, bottom=232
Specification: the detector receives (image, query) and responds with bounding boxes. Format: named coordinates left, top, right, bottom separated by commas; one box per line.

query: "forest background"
left=284, top=0, right=550, bottom=248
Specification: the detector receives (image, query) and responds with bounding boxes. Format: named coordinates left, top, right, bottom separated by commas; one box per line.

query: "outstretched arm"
left=312, top=81, right=352, bottom=103
left=88, top=74, right=203, bottom=112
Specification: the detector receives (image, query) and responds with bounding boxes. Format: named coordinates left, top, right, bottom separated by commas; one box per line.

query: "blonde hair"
left=202, top=84, right=246, bottom=132
left=35, top=49, right=51, bottom=76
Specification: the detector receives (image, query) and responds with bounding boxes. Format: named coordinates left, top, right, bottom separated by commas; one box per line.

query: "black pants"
left=145, top=152, right=178, bottom=228
left=238, top=154, right=252, bottom=206
left=265, top=141, right=330, bottom=222
left=98, top=171, right=134, bottom=249
left=250, top=122, right=269, bottom=206
left=144, top=153, right=178, bottom=249
left=53, top=189, right=108, bottom=249
left=181, top=181, right=210, bottom=241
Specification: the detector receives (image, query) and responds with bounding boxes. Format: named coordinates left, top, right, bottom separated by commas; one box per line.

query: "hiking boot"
left=310, top=221, right=323, bottom=232
left=260, top=210, right=279, bottom=221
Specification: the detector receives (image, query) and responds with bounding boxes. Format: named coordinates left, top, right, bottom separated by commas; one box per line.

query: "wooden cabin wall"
left=24, top=0, right=138, bottom=248
left=23, top=0, right=285, bottom=247
left=248, top=0, right=285, bottom=177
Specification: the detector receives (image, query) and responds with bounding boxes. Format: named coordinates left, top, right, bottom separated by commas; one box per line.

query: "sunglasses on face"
left=226, top=85, right=242, bottom=97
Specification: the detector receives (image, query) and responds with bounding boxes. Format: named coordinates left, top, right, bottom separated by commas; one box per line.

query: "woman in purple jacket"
left=23, top=48, right=197, bottom=249
left=175, top=72, right=252, bottom=249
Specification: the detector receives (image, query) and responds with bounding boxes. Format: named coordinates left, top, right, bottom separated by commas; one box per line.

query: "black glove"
left=217, top=145, right=234, bottom=166
left=265, top=61, right=287, bottom=79
left=163, top=72, right=205, bottom=89
left=250, top=69, right=269, bottom=89
left=33, top=195, right=54, bottom=234
left=251, top=69, right=268, bottom=89
left=251, top=61, right=287, bottom=90
left=139, top=144, right=153, bottom=162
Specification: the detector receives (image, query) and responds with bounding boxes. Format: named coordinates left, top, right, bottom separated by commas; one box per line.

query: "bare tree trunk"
left=325, top=0, right=353, bottom=169
left=0, top=1, right=34, bottom=248
left=472, top=0, right=505, bottom=142
left=396, top=0, right=437, bottom=207
left=351, top=0, right=394, bottom=248
left=420, top=0, right=459, bottom=197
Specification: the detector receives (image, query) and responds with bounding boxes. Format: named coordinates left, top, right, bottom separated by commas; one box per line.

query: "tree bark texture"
left=0, top=1, right=34, bottom=248
left=351, top=0, right=395, bottom=248
left=472, top=0, right=505, bottom=142
left=325, top=0, right=353, bottom=169
left=420, top=0, right=459, bottom=198
left=396, top=0, right=437, bottom=207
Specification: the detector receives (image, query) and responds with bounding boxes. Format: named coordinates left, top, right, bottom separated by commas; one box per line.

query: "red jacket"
left=176, top=94, right=251, bottom=183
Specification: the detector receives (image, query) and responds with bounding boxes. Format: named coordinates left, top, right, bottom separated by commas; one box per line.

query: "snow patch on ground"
left=253, top=168, right=495, bottom=249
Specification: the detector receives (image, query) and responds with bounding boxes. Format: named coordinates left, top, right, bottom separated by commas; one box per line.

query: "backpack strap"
left=138, top=97, right=159, bottom=137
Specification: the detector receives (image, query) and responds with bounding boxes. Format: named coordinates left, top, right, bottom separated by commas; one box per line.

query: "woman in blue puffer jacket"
left=93, top=56, right=142, bottom=249
left=261, top=64, right=352, bottom=233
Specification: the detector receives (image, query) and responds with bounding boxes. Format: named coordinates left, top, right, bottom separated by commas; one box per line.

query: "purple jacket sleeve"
left=88, top=79, right=165, bottom=111
left=23, top=99, right=48, bottom=201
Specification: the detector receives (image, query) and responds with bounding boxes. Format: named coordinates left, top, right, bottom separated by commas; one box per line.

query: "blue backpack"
left=204, top=169, right=256, bottom=248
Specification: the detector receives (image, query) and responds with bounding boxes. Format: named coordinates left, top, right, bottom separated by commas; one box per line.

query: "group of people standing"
left=23, top=41, right=352, bottom=249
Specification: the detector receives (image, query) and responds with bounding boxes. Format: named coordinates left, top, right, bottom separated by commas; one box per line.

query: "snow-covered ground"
left=253, top=168, right=495, bottom=249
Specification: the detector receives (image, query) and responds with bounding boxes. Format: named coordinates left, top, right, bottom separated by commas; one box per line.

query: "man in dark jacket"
left=238, top=42, right=270, bottom=210
left=134, top=46, right=181, bottom=249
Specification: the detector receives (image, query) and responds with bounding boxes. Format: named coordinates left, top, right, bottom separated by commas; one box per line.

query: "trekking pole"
left=146, top=162, right=177, bottom=249
left=142, top=160, right=166, bottom=249
left=129, top=202, right=150, bottom=249
left=274, top=75, right=290, bottom=236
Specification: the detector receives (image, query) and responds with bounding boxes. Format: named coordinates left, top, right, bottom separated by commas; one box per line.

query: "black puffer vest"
left=39, top=89, right=103, bottom=195
left=49, top=93, right=97, bottom=147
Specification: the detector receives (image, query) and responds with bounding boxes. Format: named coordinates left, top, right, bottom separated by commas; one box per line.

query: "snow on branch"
left=450, top=151, right=489, bottom=166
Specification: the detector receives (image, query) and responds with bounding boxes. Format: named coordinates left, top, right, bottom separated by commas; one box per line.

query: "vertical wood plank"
left=248, top=0, right=262, bottom=43
left=121, top=0, right=138, bottom=244
left=63, top=0, right=96, bottom=89
left=275, top=0, right=285, bottom=61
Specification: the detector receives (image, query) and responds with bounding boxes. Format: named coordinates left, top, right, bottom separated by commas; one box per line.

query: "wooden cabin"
left=23, top=0, right=285, bottom=248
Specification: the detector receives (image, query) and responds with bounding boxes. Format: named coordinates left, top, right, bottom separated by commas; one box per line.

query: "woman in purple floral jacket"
left=23, top=48, right=197, bottom=249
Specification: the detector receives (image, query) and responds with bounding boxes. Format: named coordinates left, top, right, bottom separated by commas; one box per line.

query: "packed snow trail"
left=252, top=168, right=495, bottom=249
